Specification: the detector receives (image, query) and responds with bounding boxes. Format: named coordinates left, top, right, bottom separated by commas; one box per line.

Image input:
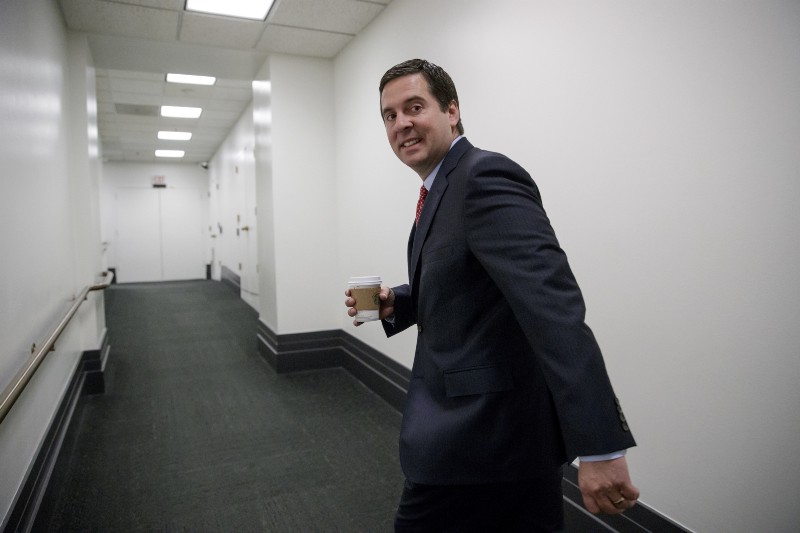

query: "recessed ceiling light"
left=166, top=73, right=216, bottom=86
left=185, top=0, right=275, bottom=21
left=161, top=106, right=202, bottom=119
left=158, top=131, right=193, bottom=141
left=155, top=150, right=185, bottom=158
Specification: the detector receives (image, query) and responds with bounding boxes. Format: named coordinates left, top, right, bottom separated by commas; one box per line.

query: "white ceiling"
left=57, top=0, right=392, bottom=163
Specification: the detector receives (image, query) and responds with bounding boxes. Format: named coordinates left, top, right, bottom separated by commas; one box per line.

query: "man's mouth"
left=401, top=138, right=421, bottom=149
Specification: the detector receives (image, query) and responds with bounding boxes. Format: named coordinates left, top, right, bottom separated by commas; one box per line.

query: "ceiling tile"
left=59, top=0, right=179, bottom=41
left=208, top=86, right=253, bottom=101
left=163, top=84, right=216, bottom=99
left=200, top=109, right=241, bottom=120
left=179, top=12, right=265, bottom=49
left=256, top=25, right=352, bottom=58
left=201, top=99, right=249, bottom=113
left=270, top=0, right=385, bottom=34
left=161, top=84, right=252, bottom=104
left=215, top=79, right=252, bottom=89
left=107, top=70, right=165, bottom=82
left=115, top=0, right=184, bottom=9
left=198, top=116, right=239, bottom=128
left=114, top=103, right=161, bottom=116
left=109, top=78, right=164, bottom=96
left=110, top=92, right=164, bottom=106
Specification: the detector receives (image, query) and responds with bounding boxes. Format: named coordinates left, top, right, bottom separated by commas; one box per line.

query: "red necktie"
left=415, top=185, right=428, bottom=224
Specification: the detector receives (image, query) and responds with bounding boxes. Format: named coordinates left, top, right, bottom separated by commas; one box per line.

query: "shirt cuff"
left=579, top=450, right=627, bottom=462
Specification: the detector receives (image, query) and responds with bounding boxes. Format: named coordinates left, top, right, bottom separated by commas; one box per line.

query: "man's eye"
left=384, top=113, right=396, bottom=122
left=410, top=105, right=422, bottom=113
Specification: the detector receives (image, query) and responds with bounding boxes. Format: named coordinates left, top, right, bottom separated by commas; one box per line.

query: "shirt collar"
left=423, top=135, right=463, bottom=190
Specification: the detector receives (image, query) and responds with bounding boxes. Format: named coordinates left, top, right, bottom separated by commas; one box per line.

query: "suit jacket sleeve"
left=463, top=152, right=634, bottom=457
left=381, top=283, right=415, bottom=337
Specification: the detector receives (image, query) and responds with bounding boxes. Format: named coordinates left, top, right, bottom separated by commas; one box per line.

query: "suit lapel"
left=408, top=138, right=473, bottom=293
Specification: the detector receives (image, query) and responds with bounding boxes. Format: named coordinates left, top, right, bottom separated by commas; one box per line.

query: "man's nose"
left=395, top=113, right=412, bottom=130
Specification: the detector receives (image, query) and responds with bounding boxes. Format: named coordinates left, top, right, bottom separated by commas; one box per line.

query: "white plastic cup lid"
left=348, top=276, right=381, bottom=285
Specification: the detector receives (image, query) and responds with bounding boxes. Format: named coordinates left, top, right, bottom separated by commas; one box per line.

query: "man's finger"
left=582, top=494, right=601, bottom=514
left=621, top=483, right=640, bottom=502
left=609, top=493, right=625, bottom=506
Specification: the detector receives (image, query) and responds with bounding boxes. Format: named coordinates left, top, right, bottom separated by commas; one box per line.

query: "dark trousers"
left=394, top=468, right=565, bottom=533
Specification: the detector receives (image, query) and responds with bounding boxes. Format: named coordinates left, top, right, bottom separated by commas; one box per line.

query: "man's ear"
left=448, top=101, right=460, bottom=127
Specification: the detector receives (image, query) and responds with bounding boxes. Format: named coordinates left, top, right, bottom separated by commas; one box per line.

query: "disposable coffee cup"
left=348, top=276, right=382, bottom=322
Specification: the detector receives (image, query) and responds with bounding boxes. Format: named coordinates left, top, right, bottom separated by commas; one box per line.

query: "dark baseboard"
left=220, top=265, right=240, bottom=294
left=256, top=320, right=688, bottom=533
left=5, top=333, right=111, bottom=533
left=338, top=332, right=410, bottom=412
left=257, top=322, right=344, bottom=374
left=81, top=328, right=110, bottom=395
left=257, top=320, right=410, bottom=411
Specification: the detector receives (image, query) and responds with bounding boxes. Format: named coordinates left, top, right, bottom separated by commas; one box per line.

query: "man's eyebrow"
left=382, top=95, right=425, bottom=115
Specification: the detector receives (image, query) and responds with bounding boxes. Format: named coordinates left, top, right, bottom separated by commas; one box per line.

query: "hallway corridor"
left=34, top=281, right=403, bottom=531
left=30, top=281, right=676, bottom=532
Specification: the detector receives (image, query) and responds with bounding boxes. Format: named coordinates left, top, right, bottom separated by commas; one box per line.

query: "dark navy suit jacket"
left=383, top=138, right=635, bottom=485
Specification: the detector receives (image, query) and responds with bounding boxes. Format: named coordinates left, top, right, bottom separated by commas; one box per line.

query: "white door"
left=115, top=188, right=161, bottom=283
left=238, top=148, right=259, bottom=309
left=114, top=187, right=205, bottom=282
left=161, top=188, right=205, bottom=280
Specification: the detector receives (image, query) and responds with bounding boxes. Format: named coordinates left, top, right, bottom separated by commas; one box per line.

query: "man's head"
left=379, top=59, right=464, bottom=135
left=379, top=59, right=463, bottom=179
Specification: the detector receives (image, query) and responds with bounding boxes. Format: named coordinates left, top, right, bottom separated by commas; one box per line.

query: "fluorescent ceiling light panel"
left=155, top=150, right=185, bottom=158
left=166, top=73, right=216, bottom=86
left=185, top=0, right=275, bottom=20
left=161, top=106, right=202, bottom=118
left=158, top=131, right=192, bottom=141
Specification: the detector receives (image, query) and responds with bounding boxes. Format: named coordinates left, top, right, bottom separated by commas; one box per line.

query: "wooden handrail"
left=0, top=271, right=114, bottom=425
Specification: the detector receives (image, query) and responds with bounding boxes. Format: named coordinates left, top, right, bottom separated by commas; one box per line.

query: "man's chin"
left=399, top=153, right=425, bottom=173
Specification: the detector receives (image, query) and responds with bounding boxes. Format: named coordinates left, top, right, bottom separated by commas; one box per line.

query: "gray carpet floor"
left=34, top=280, right=404, bottom=532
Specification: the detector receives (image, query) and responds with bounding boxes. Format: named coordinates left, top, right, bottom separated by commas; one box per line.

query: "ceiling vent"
left=115, top=103, right=160, bottom=116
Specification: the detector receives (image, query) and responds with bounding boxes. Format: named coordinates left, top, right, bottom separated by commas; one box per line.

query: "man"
left=345, top=59, right=638, bottom=532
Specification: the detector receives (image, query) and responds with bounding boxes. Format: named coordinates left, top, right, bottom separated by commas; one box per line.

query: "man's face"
left=380, top=73, right=460, bottom=179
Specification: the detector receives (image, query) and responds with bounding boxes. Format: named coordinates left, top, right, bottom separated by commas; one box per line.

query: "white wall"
left=209, top=55, right=340, bottom=333
left=259, top=55, right=340, bottom=334
left=333, top=0, right=800, bottom=531
left=208, top=103, right=260, bottom=309
left=253, top=66, right=278, bottom=329
left=101, top=162, right=209, bottom=282
left=0, top=0, right=105, bottom=527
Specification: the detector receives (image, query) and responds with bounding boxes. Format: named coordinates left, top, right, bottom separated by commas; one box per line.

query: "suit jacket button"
left=622, top=422, right=630, bottom=432
left=417, top=325, right=423, bottom=333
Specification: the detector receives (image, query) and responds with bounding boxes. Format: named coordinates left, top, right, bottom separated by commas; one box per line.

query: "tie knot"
left=415, top=186, right=428, bottom=224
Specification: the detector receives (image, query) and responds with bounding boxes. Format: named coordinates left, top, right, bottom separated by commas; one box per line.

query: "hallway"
left=34, top=281, right=403, bottom=531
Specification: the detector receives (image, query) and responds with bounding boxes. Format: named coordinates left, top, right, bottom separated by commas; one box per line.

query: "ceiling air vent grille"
left=115, top=103, right=160, bottom=116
